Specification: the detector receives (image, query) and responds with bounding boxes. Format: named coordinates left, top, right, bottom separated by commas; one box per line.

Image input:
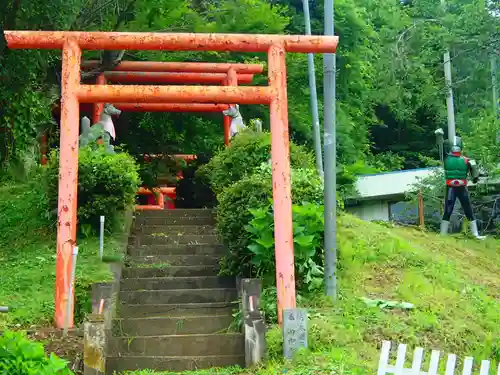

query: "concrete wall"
left=346, top=200, right=390, bottom=222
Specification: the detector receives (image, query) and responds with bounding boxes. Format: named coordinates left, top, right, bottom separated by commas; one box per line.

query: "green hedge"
left=217, top=163, right=324, bottom=277
left=201, top=130, right=353, bottom=289
left=197, top=129, right=315, bottom=194
left=44, top=145, right=140, bottom=232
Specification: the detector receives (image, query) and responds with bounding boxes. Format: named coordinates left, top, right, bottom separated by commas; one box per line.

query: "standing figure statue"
left=438, top=132, right=485, bottom=240
left=79, top=103, right=121, bottom=154
left=223, top=104, right=246, bottom=139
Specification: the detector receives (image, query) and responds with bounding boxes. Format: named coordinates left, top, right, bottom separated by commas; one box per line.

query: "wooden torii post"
left=4, top=30, right=338, bottom=329
left=85, top=61, right=264, bottom=144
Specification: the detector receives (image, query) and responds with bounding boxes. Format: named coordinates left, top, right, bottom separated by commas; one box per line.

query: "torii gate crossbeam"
left=114, top=103, right=229, bottom=112
left=103, top=71, right=255, bottom=84
left=82, top=60, right=264, bottom=74
left=92, top=66, right=260, bottom=144
left=4, top=30, right=338, bottom=329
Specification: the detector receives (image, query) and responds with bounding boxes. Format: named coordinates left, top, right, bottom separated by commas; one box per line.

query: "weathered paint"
left=55, top=39, right=81, bottom=329
left=83, top=60, right=264, bottom=74
left=114, top=103, right=229, bottom=112
left=5, top=29, right=336, bottom=332
left=5, top=31, right=339, bottom=53
left=77, top=84, right=272, bottom=104
left=227, top=68, right=238, bottom=86
left=268, top=44, right=296, bottom=325
left=223, top=115, right=231, bottom=145
left=225, top=67, right=238, bottom=146
left=141, top=154, right=197, bottom=162
left=136, top=187, right=175, bottom=211
left=104, top=71, right=255, bottom=84
left=137, top=187, right=176, bottom=194
left=92, top=74, right=106, bottom=124
left=222, top=78, right=231, bottom=145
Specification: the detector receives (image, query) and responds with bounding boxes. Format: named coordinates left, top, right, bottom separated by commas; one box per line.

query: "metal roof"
left=351, top=167, right=498, bottom=201
left=353, top=167, right=440, bottom=200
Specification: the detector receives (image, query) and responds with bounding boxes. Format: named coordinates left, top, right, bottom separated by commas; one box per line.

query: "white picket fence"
left=378, top=341, right=500, bottom=375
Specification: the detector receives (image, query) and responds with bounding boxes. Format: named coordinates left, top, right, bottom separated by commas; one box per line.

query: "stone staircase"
left=106, top=209, right=244, bottom=374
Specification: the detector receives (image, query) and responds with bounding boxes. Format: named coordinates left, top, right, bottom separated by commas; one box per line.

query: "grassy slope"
left=1, top=180, right=498, bottom=373
left=0, top=182, right=126, bottom=329
left=124, top=214, right=499, bottom=375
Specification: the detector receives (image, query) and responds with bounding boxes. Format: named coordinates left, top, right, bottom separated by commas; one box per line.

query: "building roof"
left=350, top=166, right=499, bottom=201
left=352, top=167, right=440, bottom=200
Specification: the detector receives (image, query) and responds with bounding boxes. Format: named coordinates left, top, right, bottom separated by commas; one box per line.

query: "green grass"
left=1, top=179, right=498, bottom=374
left=120, top=369, right=245, bottom=375
left=0, top=181, right=128, bottom=329
left=121, top=214, right=499, bottom=375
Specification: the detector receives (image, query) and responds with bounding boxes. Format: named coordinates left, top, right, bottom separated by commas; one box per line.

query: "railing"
left=378, top=341, right=500, bottom=375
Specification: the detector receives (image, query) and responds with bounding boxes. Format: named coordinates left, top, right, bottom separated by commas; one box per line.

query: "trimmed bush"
left=44, top=145, right=140, bottom=232
left=217, top=163, right=324, bottom=276
left=197, top=129, right=315, bottom=194
left=201, top=130, right=355, bottom=284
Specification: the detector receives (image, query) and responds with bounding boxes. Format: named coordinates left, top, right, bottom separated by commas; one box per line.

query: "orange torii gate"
left=91, top=64, right=262, bottom=210
left=40, top=66, right=255, bottom=164
left=86, top=60, right=264, bottom=144
left=4, top=30, right=338, bottom=329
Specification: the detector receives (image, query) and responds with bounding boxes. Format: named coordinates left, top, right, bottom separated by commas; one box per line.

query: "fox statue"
left=79, top=103, right=121, bottom=154
left=223, top=104, right=246, bottom=139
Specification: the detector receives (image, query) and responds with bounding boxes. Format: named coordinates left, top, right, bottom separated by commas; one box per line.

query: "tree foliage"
left=0, top=0, right=498, bottom=175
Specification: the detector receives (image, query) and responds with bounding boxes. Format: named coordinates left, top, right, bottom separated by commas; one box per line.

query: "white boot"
left=469, top=220, right=486, bottom=240
left=440, top=220, right=450, bottom=235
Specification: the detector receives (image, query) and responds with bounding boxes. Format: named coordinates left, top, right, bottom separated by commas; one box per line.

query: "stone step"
left=136, top=209, right=215, bottom=218
left=122, top=265, right=219, bottom=279
left=118, top=302, right=237, bottom=318
left=128, top=244, right=225, bottom=257
left=121, top=276, right=236, bottom=291
left=106, top=355, right=244, bottom=374
left=127, top=255, right=221, bottom=267
left=108, top=333, right=244, bottom=357
left=134, top=216, right=216, bottom=226
left=134, top=225, right=216, bottom=235
left=132, top=234, right=219, bottom=246
left=119, top=288, right=238, bottom=305
left=112, top=315, right=235, bottom=336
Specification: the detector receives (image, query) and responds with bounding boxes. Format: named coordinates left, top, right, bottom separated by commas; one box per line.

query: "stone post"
left=241, top=278, right=266, bottom=367
left=84, top=314, right=106, bottom=375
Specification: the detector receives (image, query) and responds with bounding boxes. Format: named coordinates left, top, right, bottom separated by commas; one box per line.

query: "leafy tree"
left=1, top=0, right=498, bottom=178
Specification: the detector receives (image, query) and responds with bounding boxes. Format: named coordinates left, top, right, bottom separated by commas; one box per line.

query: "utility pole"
left=441, top=0, right=457, bottom=144
left=323, top=0, right=337, bottom=298
left=491, top=54, right=498, bottom=116
left=303, top=0, right=324, bottom=176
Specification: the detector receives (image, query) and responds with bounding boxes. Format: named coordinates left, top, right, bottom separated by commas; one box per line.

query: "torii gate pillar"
left=55, top=39, right=81, bottom=328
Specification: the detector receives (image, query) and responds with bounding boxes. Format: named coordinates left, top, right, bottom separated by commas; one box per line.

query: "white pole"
left=99, top=215, right=105, bottom=260
left=323, top=0, right=337, bottom=299
left=441, top=0, right=457, bottom=144
left=64, top=246, right=79, bottom=337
